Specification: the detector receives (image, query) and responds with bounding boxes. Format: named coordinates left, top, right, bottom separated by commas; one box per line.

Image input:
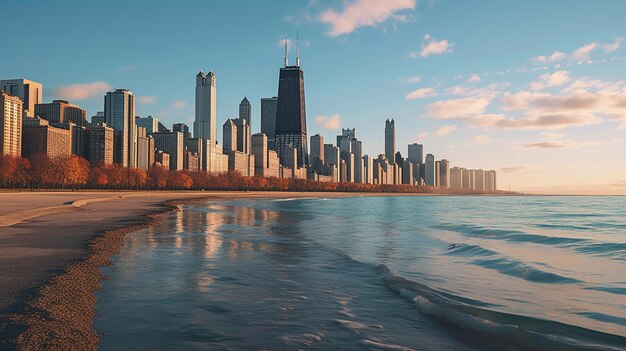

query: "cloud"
left=138, top=96, right=156, bottom=105
left=466, top=74, right=480, bottom=84
left=572, top=42, right=598, bottom=60
left=540, top=132, right=565, bottom=139
left=501, top=91, right=602, bottom=112
left=500, top=165, right=539, bottom=173
left=418, top=33, right=453, bottom=58
left=530, top=70, right=570, bottom=90
left=435, top=125, right=456, bottom=136
left=416, top=131, right=431, bottom=140
left=320, top=0, right=415, bottom=37
left=468, top=113, right=599, bottom=130
left=172, top=100, right=187, bottom=109
left=426, top=97, right=490, bottom=119
left=515, top=140, right=600, bottom=149
left=469, top=134, right=491, bottom=145
left=407, top=75, right=421, bottom=83
left=602, top=36, right=623, bottom=52
left=533, top=51, right=566, bottom=63
left=405, top=87, right=436, bottom=100
left=314, top=114, right=341, bottom=129
left=51, top=81, right=111, bottom=101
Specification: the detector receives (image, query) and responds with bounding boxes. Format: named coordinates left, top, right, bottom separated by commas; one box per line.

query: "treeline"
left=0, top=154, right=500, bottom=194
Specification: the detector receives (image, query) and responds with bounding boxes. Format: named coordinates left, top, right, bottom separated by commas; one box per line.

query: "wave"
left=376, top=264, right=626, bottom=351
left=435, top=223, right=588, bottom=245
left=445, top=244, right=581, bottom=284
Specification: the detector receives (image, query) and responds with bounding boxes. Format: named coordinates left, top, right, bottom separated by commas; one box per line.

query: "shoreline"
left=1, top=191, right=424, bottom=350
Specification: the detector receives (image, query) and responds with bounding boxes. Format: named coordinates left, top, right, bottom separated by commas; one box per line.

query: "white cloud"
left=172, top=100, right=187, bottom=109
left=530, top=70, right=570, bottom=91
left=466, top=74, right=480, bottom=84
left=405, top=87, right=436, bottom=100
left=435, top=124, right=456, bottom=136
left=602, top=36, right=623, bottom=52
left=540, top=132, right=565, bottom=139
left=314, top=114, right=342, bottom=129
left=418, top=33, right=453, bottom=58
left=533, top=51, right=566, bottom=63
left=51, top=81, right=111, bottom=101
left=572, top=42, right=598, bottom=60
left=468, top=113, right=600, bottom=130
left=320, top=0, right=415, bottom=37
left=515, top=140, right=600, bottom=149
left=407, top=75, right=421, bottom=83
left=469, top=134, right=491, bottom=145
left=426, top=97, right=490, bottom=119
left=138, top=96, right=156, bottom=105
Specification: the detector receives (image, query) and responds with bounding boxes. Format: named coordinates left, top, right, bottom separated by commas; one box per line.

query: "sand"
left=0, top=190, right=389, bottom=350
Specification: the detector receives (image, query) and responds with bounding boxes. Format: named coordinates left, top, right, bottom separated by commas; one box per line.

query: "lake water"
left=95, top=196, right=626, bottom=350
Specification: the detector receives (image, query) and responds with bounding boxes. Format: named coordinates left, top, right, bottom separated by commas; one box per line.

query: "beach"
left=0, top=190, right=401, bottom=350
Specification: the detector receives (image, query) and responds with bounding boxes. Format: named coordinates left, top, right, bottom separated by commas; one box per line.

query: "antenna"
left=284, top=34, right=289, bottom=67
left=296, top=32, right=300, bottom=67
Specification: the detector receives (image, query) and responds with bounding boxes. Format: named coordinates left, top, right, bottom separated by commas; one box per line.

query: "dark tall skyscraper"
left=239, top=97, right=251, bottom=127
left=385, top=118, right=396, bottom=164
left=275, top=35, right=307, bottom=167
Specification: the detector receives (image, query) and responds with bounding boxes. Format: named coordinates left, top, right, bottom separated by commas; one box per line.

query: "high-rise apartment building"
left=351, top=139, right=363, bottom=183
left=260, top=97, right=278, bottom=149
left=35, top=100, right=87, bottom=126
left=309, top=134, right=324, bottom=164
left=172, top=123, right=191, bottom=140
left=385, top=119, right=395, bottom=163
left=194, top=70, right=216, bottom=140
left=407, top=143, right=423, bottom=165
left=22, top=118, right=71, bottom=159
left=223, top=119, right=237, bottom=152
left=135, top=115, right=158, bottom=134
left=439, top=159, right=450, bottom=188
left=239, top=97, right=251, bottom=127
left=425, top=153, right=435, bottom=186
left=0, top=79, right=42, bottom=118
left=104, top=89, right=137, bottom=168
left=88, top=122, right=114, bottom=165
left=0, top=91, right=23, bottom=156
left=152, top=131, right=184, bottom=170
left=234, top=118, right=251, bottom=154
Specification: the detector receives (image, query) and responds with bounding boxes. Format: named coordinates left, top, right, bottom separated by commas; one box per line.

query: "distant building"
left=154, top=150, right=170, bottom=169
left=0, top=79, right=42, bottom=118
left=475, top=169, right=485, bottom=191
left=91, top=111, right=105, bottom=125
left=222, top=118, right=237, bottom=152
left=172, top=123, right=191, bottom=140
left=485, top=170, right=497, bottom=191
left=439, top=159, right=450, bottom=188
left=340, top=151, right=354, bottom=182
left=35, top=100, right=87, bottom=126
left=88, top=122, right=114, bottom=165
left=425, top=154, right=435, bottom=186
left=0, top=91, right=23, bottom=156
left=407, top=143, right=423, bottom=165
left=450, top=167, right=463, bottom=188
left=105, top=89, right=137, bottom=168
left=351, top=138, right=363, bottom=183
left=22, top=118, right=71, bottom=159
left=251, top=133, right=281, bottom=178
left=184, top=138, right=204, bottom=171
left=234, top=117, right=251, bottom=154
left=362, top=154, right=373, bottom=184
left=135, top=115, right=159, bottom=134
left=385, top=119, right=395, bottom=163
left=310, top=134, right=324, bottom=165
left=136, top=126, right=152, bottom=171
left=260, top=97, right=278, bottom=149
left=239, top=96, right=251, bottom=127
left=152, top=131, right=184, bottom=170
left=324, top=144, right=340, bottom=169
left=52, top=122, right=88, bottom=158
left=402, top=160, right=414, bottom=185
left=194, top=70, right=217, bottom=140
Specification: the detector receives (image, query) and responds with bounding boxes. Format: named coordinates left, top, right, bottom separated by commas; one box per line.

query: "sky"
left=2, top=0, right=626, bottom=194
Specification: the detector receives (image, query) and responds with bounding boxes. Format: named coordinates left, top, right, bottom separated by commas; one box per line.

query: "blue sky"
left=3, top=0, right=626, bottom=193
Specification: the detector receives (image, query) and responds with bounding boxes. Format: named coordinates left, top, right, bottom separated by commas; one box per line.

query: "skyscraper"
left=407, top=143, right=423, bottom=165
left=194, top=70, right=216, bottom=141
left=425, top=153, right=435, bottom=186
left=275, top=36, right=307, bottom=167
left=261, top=97, right=278, bottom=149
left=104, top=89, right=137, bottom=168
left=239, top=96, right=251, bottom=127
left=35, top=100, right=87, bottom=126
left=0, top=91, right=23, bottom=156
left=0, top=79, right=42, bottom=118
left=172, top=123, right=190, bottom=140
left=135, top=115, right=158, bottom=134
left=385, top=119, right=395, bottom=163
left=439, top=159, right=450, bottom=188
left=222, top=118, right=237, bottom=152
left=310, top=134, right=324, bottom=164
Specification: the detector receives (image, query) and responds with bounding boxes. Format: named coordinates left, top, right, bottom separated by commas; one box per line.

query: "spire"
left=296, top=32, right=300, bottom=67
left=284, top=34, right=289, bottom=67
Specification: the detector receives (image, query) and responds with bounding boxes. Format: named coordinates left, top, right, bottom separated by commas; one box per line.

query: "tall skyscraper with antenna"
left=275, top=34, right=308, bottom=167
left=194, top=70, right=216, bottom=141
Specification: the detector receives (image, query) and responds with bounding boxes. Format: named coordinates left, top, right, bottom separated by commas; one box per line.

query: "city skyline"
left=2, top=1, right=625, bottom=194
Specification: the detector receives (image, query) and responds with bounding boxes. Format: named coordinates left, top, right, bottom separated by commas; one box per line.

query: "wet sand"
left=0, top=190, right=395, bottom=350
